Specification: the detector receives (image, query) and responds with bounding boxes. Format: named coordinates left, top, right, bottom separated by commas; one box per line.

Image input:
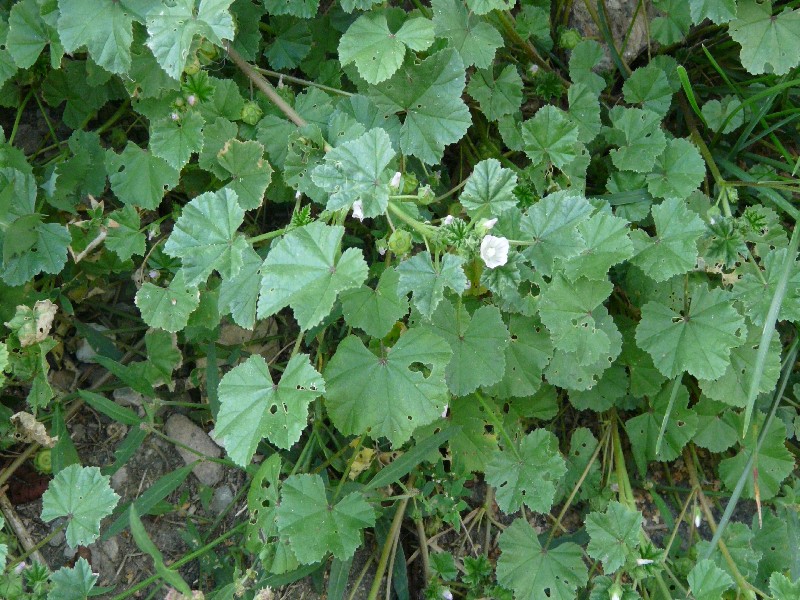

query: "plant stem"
left=254, top=67, right=354, bottom=97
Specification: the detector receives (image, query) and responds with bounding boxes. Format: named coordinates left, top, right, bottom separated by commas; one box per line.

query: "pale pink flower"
left=351, top=200, right=365, bottom=221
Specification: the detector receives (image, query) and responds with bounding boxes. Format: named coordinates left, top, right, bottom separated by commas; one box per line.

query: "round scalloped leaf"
left=586, top=501, right=643, bottom=574
left=396, top=252, right=467, bottom=321
left=426, top=300, right=509, bottom=396
left=275, top=473, right=375, bottom=563
left=688, top=0, right=737, bottom=24
left=324, top=328, right=452, bottom=446
left=522, top=105, right=580, bottom=170
left=135, top=272, right=200, bottom=333
left=688, top=559, right=734, bottom=600
left=146, top=0, right=235, bottom=80
left=338, top=13, right=434, bottom=85
left=217, top=139, right=273, bottom=210
left=485, top=314, right=552, bottom=399
left=729, top=1, right=800, bottom=75
left=41, top=465, right=120, bottom=548
left=164, top=188, right=249, bottom=286
left=311, top=128, right=395, bottom=217
left=340, top=266, right=409, bottom=338
left=460, top=158, right=518, bottom=219
left=466, top=65, right=523, bottom=122
left=432, top=0, right=502, bottom=68
left=49, top=557, right=98, bottom=600
left=149, top=111, right=205, bottom=171
left=645, top=138, right=706, bottom=200
left=257, top=222, right=368, bottom=330
left=622, top=64, right=674, bottom=116
left=216, top=354, right=324, bottom=465
left=485, top=428, right=566, bottom=514
left=219, top=245, right=262, bottom=330
left=0, top=221, right=70, bottom=287
left=497, top=518, right=588, bottom=600
left=57, top=0, right=133, bottom=75
left=105, top=142, right=179, bottom=210
left=636, top=283, right=745, bottom=380
left=608, top=106, right=666, bottom=174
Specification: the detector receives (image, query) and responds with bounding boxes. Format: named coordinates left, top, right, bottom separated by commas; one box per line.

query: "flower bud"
left=388, top=229, right=413, bottom=256
left=240, top=101, right=263, bottom=125
left=390, top=171, right=402, bottom=189
left=351, top=200, right=365, bottom=221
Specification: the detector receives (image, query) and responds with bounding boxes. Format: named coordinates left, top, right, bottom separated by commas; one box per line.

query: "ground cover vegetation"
left=0, top=0, right=800, bottom=598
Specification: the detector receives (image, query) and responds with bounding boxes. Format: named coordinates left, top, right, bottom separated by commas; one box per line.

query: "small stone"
left=111, top=466, right=129, bottom=492
left=49, top=528, right=65, bottom=547
left=210, top=485, right=234, bottom=515
left=165, top=414, right=223, bottom=486
left=101, top=537, right=119, bottom=562
left=113, top=387, right=144, bottom=407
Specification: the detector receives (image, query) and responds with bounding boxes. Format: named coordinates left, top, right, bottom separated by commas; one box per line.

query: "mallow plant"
left=0, top=0, right=800, bottom=598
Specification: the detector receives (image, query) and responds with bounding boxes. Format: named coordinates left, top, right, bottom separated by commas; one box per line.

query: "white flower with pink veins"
left=480, top=235, right=509, bottom=269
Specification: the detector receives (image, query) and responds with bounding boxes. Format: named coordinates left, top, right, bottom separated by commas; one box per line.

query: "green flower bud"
left=559, top=28, right=582, bottom=50
left=388, top=229, right=413, bottom=256
left=34, top=449, right=52, bottom=474
left=240, top=101, right=263, bottom=125
left=402, top=172, right=418, bottom=194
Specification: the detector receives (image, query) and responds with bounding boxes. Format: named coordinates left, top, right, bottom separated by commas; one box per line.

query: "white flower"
left=351, top=200, right=365, bottom=221
left=636, top=558, right=654, bottom=566
left=390, top=171, right=402, bottom=189
left=480, top=235, right=509, bottom=269
left=13, top=562, right=27, bottom=575
left=529, top=64, right=540, bottom=75
left=443, top=215, right=455, bottom=225
left=186, top=94, right=197, bottom=106
left=170, top=111, right=179, bottom=121
left=441, top=590, right=453, bottom=600
left=484, top=218, right=498, bottom=229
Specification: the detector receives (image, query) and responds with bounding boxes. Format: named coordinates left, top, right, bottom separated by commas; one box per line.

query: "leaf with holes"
left=135, top=271, right=200, bottom=333
left=396, top=252, right=467, bottom=320
left=425, top=300, right=509, bottom=396
left=324, top=327, right=451, bottom=446
left=105, top=142, right=179, bottom=210
left=497, top=518, right=588, bottom=600
left=216, top=354, right=325, bottom=465
left=485, top=429, right=566, bottom=514
left=485, top=314, right=552, bottom=399
left=41, top=465, right=119, bottom=547
left=257, top=222, right=368, bottom=330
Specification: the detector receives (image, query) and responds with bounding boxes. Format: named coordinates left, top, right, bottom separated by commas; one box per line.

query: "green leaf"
left=770, top=573, right=800, bottom=600
left=568, top=82, right=602, bottom=144
left=467, top=0, right=513, bottom=15
left=622, top=64, right=674, bottom=116
left=367, top=48, right=471, bottom=164
left=49, top=557, right=98, bottom=600
left=218, top=139, right=273, bottom=210
left=733, top=248, right=800, bottom=325
left=7, top=0, right=58, bottom=69
left=276, top=474, right=375, bottom=563
left=57, top=0, right=133, bottom=74
left=522, top=105, right=580, bottom=170
left=569, top=40, right=605, bottom=95
left=446, top=396, right=498, bottom=474
left=485, top=429, right=566, bottom=514
left=693, top=398, right=738, bottom=452
left=625, top=381, right=698, bottom=473
left=105, top=142, right=180, bottom=210
left=324, top=328, right=451, bottom=446
left=466, top=65, right=523, bottom=122
left=608, top=107, right=667, bottom=173
left=426, top=300, right=509, bottom=396
left=338, top=13, right=434, bottom=85
left=311, top=128, right=395, bottom=217
left=432, top=0, right=502, bottom=68
left=586, top=501, right=643, bottom=574
left=105, top=205, right=145, bottom=262
left=569, top=363, right=628, bottom=412
left=164, top=188, right=249, bottom=286
left=629, top=197, right=706, bottom=281
left=719, top=412, right=795, bottom=500
left=701, top=96, right=744, bottom=134
left=219, top=245, right=262, bottom=329
left=244, top=454, right=281, bottom=551
left=636, top=283, right=744, bottom=380
left=265, top=16, right=311, bottom=70
left=689, top=0, right=737, bottom=24
left=687, top=559, right=734, bottom=600
left=198, top=117, right=238, bottom=178
left=396, top=252, right=467, bottom=320
left=216, top=354, right=324, bottom=465
left=651, top=0, right=691, bottom=44
left=562, top=428, right=601, bottom=501
left=41, top=464, right=119, bottom=547
left=646, top=138, right=706, bottom=200
left=264, top=0, right=319, bottom=18
left=563, top=211, right=634, bottom=281
left=519, top=192, right=593, bottom=276
left=460, top=159, right=518, bottom=219
left=257, top=222, right=368, bottom=330
left=696, top=522, right=762, bottom=582
left=135, top=272, right=200, bottom=333
left=729, top=1, right=800, bottom=75
left=698, top=321, right=781, bottom=407
left=496, top=518, right=588, bottom=600
left=149, top=111, right=205, bottom=170
left=539, top=274, right=613, bottom=365
left=340, top=267, right=408, bottom=338
left=0, top=222, right=70, bottom=286
left=485, top=314, right=552, bottom=399
left=146, top=0, right=235, bottom=79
